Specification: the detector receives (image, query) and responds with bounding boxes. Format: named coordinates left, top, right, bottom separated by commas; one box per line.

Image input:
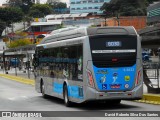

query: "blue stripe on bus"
left=53, top=83, right=63, bottom=94
left=53, top=83, right=83, bottom=99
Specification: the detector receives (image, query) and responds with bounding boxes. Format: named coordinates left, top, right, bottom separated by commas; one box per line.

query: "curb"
left=135, top=94, right=160, bottom=105
left=0, top=74, right=35, bottom=86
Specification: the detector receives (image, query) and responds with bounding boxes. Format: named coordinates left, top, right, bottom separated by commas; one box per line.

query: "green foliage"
left=29, top=4, right=52, bottom=18
left=7, top=39, right=32, bottom=48
left=51, top=2, right=67, bottom=9
left=0, top=7, right=23, bottom=37
left=101, top=0, right=148, bottom=16
left=52, top=2, right=67, bottom=14
left=0, top=7, right=23, bottom=24
left=7, top=0, right=33, bottom=14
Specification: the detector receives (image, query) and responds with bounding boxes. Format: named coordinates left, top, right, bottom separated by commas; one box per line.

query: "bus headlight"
left=87, top=70, right=95, bottom=88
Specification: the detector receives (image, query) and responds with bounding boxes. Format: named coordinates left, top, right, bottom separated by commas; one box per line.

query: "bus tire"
left=41, top=80, right=47, bottom=98
left=63, top=85, right=71, bottom=107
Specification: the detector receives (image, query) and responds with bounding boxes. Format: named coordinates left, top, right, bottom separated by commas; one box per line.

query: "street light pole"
left=27, top=52, right=30, bottom=79
left=14, top=49, right=17, bottom=76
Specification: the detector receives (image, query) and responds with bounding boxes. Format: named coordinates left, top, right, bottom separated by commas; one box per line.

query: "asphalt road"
left=0, top=77, right=160, bottom=120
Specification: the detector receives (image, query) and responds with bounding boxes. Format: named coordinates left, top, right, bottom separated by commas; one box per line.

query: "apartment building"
left=70, top=0, right=110, bottom=14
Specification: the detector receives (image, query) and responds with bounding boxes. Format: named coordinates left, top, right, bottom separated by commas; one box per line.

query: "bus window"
left=32, top=26, right=41, bottom=32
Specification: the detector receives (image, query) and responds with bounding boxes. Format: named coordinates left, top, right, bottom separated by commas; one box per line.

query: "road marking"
left=8, top=96, right=28, bottom=101
left=8, top=97, right=16, bottom=100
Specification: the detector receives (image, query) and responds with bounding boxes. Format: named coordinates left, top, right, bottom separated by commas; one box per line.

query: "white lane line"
left=8, top=96, right=28, bottom=101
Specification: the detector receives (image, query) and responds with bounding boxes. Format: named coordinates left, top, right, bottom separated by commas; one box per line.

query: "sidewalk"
left=0, top=68, right=35, bottom=80
left=0, top=68, right=160, bottom=105
left=0, top=68, right=35, bottom=85
left=136, top=84, right=160, bottom=105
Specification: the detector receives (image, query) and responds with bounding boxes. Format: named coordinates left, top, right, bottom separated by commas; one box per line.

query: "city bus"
left=34, top=26, right=143, bottom=106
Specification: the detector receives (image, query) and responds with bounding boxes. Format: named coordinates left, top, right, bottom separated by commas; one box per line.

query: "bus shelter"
left=139, top=26, right=160, bottom=93
left=2, top=45, right=36, bottom=79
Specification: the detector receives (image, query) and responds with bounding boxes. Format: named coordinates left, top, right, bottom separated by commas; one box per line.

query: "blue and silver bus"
left=34, top=26, right=143, bottom=106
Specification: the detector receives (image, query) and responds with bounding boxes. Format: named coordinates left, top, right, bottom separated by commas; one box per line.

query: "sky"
left=0, top=0, right=69, bottom=6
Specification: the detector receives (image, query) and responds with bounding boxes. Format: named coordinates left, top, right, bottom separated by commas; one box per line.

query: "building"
left=45, top=13, right=104, bottom=27
left=102, top=16, right=146, bottom=31
left=147, top=2, right=160, bottom=25
left=47, top=0, right=61, bottom=3
left=138, top=1, right=160, bottom=48
left=36, top=0, right=40, bottom=4
left=70, top=0, right=110, bottom=14
left=1, top=3, right=10, bottom=7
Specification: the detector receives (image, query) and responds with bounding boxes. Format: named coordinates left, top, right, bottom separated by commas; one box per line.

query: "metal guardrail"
left=143, top=62, right=160, bottom=93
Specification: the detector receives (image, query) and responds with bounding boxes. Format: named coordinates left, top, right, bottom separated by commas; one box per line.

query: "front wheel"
left=63, top=85, right=71, bottom=107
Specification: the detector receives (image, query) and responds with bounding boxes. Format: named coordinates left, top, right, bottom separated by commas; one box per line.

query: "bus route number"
left=106, top=41, right=121, bottom=47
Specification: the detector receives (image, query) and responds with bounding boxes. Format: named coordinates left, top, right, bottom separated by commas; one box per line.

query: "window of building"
left=88, top=7, right=92, bottom=9
left=88, top=0, right=92, bottom=3
left=83, top=7, right=87, bottom=10
left=94, top=7, right=99, bottom=9
left=71, top=8, right=75, bottom=10
left=100, top=0, right=104, bottom=2
left=157, top=31, right=160, bottom=36
left=71, top=2, right=75, bottom=4
left=76, top=1, right=81, bottom=4
left=94, top=0, right=98, bottom=3
left=77, top=8, right=81, bottom=10
left=83, top=1, right=87, bottom=3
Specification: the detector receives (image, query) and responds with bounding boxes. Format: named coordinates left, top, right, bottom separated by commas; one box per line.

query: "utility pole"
left=116, top=13, right=120, bottom=26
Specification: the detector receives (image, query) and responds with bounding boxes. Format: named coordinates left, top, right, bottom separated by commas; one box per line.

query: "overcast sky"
left=0, top=0, right=69, bottom=6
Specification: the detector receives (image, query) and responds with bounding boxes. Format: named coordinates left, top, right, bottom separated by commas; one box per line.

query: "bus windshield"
left=89, top=35, right=137, bottom=68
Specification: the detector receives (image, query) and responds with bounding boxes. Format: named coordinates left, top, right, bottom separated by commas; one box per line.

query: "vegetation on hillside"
left=29, top=4, right=52, bottom=18
left=101, top=0, right=160, bottom=17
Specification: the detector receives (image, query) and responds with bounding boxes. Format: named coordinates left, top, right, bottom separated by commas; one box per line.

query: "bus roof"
left=38, top=26, right=137, bottom=45
left=87, top=26, right=138, bottom=36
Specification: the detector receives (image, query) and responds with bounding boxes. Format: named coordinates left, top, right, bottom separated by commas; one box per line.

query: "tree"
left=7, top=0, right=22, bottom=7
left=101, top=0, right=148, bottom=17
left=20, top=0, right=34, bottom=14
left=147, top=0, right=160, bottom=4
left=0, top=7, right=24, bottom=37
left=7, top=0, right=34, bottom=14
left=29, top=4, right=52, bottom=18
left=51, top=2, right=67, bottom=14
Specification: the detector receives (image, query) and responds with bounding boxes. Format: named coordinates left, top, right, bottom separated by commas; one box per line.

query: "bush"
left=7, top=38, right=32, bottom=48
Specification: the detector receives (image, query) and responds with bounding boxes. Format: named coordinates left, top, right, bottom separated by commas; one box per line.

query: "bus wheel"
left=63, top=85, right=71, bottom=107
left=41, top=81, right=47, bottom=98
